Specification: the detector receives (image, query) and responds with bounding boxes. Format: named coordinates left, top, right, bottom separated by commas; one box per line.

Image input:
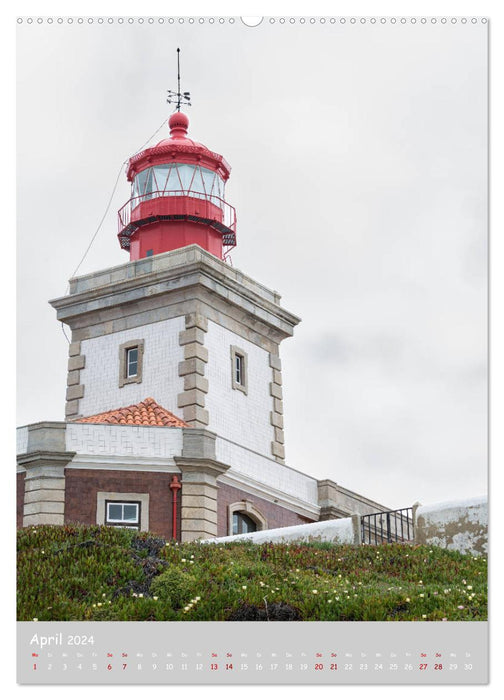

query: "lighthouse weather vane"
left=167, top=48, right=191, bottom=112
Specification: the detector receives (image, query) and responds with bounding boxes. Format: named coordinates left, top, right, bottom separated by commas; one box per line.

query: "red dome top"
left=126, top=112, right=231, bottom=182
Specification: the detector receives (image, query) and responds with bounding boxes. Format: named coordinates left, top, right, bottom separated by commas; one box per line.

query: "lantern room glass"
left=132, top=164, right=225, bottom=208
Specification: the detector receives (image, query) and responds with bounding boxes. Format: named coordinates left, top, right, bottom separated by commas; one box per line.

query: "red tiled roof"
left=75, top=397, right=188, bottom=427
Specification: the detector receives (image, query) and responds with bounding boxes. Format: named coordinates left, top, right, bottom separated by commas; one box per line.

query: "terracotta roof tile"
left=75, top=397, right=188, bottom=428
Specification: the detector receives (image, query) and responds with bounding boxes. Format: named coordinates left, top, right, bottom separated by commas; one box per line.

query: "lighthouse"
left=118, top=110, right=237, bottom=262
left=17, top=55, right=387, bottom=541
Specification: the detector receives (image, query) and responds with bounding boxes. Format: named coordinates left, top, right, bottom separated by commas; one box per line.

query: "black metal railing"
left=361, top=507, right=414, bottom=545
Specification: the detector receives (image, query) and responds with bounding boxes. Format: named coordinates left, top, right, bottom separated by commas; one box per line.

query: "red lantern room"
left=117, top=110, right=237, bottom=262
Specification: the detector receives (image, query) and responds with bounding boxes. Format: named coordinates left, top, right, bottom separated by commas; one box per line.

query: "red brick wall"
left=64, top=469, right=181, bottom=540
left=17, top=472, right=25, bottom=528
left=217, top=483, right=314, bottom=537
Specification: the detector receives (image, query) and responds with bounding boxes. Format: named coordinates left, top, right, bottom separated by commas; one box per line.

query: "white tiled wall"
left=66, top=423, right=183, bottom=458
left=78, top=317, right=185, bottom=418
left=215, top=437, right=319, bottom=505
left=16, top=427, right=28, bottom=455
left=205, top=321, right=274, bottom=456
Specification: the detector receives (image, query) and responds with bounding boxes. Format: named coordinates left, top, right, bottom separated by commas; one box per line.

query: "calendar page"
left=16, top=13, right=488, bottom=686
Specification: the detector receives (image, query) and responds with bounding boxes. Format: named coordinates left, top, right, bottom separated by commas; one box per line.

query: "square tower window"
left=119, top=339, right=144, bottom=387
left=230, top=345, right=248, bottom=395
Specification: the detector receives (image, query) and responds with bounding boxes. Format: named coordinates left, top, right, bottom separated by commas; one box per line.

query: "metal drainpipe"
left=169, top=475, right=182, bottom=541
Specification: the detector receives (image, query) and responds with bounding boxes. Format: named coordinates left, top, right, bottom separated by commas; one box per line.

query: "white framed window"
left=119, top=339, right=144, bottom=387
left=97, top=492, right=150, bottom=532
left=126, top=347, right=138, bottom=378
left=230, top=345, right=248, bottom=395
left=105, top=500, right=141, bottom=529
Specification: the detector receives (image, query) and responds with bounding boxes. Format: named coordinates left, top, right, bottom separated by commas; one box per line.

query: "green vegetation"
left=17, top=524, right=487, bottom=622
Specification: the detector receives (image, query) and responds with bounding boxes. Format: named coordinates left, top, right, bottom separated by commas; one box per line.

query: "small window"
left=105, top=500, right=141, bottom=529
left=230, top=345, right=248, bottom=394
left=232, top=512, right=257, bottom=535
left=127, top=347, right=138, bottom=377
left=119, top=339, right=144, bottom=387
left=235, top=353, right=244, bottom=385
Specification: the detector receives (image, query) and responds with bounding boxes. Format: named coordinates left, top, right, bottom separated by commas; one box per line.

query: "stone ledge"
left=269, top=354, right=282, bottom=371
left=182, top=405, right=209, bottom=426
left=271, top=441, right=285, bottom=460
left=270, top=412, right=284, bottom=429
left=183, top=375, right=209, bottom=393
left=184, top=343, right=209, bottom=363
left=66, top=384, right=85, bottom=401
left=270, top=382, right=283, bottom=400
left=24, top=489, right=65, bottom=504
left=179, top=327, right=206, bottom=346
left=272, top=369, right=282, bottom=385
left=69, top=341, right=81, bottom=357
left=178, top=389, right=206, bottom=409
left=185, top=312, right=208, bottom=332
left=24, top=501, right=65, bottom=516
left=178, top=358, right=207, bottom=377
left=66, top=370, right=81, bottom=386
left=68, top=355, right=85, bottom=371
left=18, top=451, right=76, bottom=469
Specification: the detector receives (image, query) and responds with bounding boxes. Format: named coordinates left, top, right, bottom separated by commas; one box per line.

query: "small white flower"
left=153, top=596, right=158, bottom=601
left=467, top=585, right=473, bottom=590
left=97, top=603, right=102, bottom=607
left=422, top=614, right=427, bottom=619
left=181, top=558, right=186, bottom=563
left=138, top=593, right=143, bottom=598
left=419, top=593, right=424, bottom=598
left=312, top=590, right=318, bottom=594
left=242, top=585, right=247, bottom=590
left=33, top=618, right=38, bottom=622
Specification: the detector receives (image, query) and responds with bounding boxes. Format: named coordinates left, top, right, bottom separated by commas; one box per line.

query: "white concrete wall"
left=216, top=437, right=319, bottom=505
left=65, top=423, right=183, bottom=461
left=205, top=320, right=273, bottom=456
left=16, top=426, right=29, bottom=455
left=78, top=316, right=185, bottom=417
left=206, top=517, right=356, bottom=545
left=414, top=496, right=488, bottom=556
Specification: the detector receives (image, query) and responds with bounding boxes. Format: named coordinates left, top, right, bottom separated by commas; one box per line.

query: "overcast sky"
left=16, top=17, right=487, bottom=510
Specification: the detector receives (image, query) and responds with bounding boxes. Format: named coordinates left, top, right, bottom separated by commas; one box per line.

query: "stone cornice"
left=174, top=456, right=231, bottom=480
left=17, top=451, right=76, bottom=468
left=220, top=470, right=320, bottom=520
left=50, top=246, right=301, bottom=342
left=317, top=478, right=389, bottom=512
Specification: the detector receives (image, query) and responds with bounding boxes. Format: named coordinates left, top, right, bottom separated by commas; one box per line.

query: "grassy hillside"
left=17, top=524, right=487, bottom=622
